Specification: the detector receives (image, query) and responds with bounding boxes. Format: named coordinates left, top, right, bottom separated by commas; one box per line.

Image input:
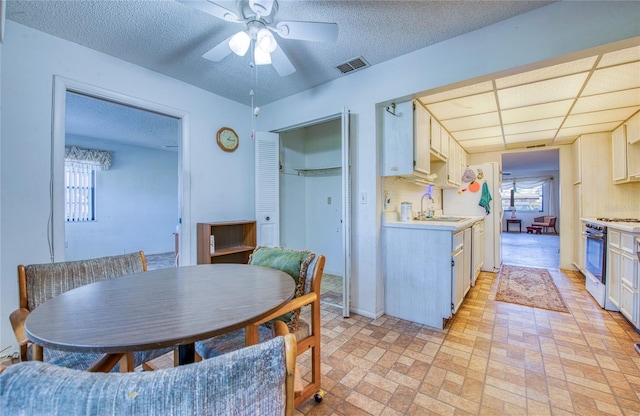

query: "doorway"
left=51, top=76, right=191, bottom=264
left=500, top=149, right=560, bottom=269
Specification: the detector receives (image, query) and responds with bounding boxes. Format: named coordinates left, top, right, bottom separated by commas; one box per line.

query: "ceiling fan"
left=178, top=0, right=339, bottom=76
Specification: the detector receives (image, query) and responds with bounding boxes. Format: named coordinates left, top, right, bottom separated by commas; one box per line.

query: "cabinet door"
left=621, top=251, right=638, bottom=290
left=627, top=112, right=640, bottom=144
left=451, top=248, right=465, bottom=314
left=612, top=125, right=628, bottom=182
left=430, top=118, right=441, bottom=155
left=608, top=249, right=621, bottom=308
left=382, top=100, right=413, bottom=176
left=440, top=127, right=449, bottom=159
left=620, top=283, right=637, bottom=325
left=413, top=101, right=430, bottom=176
left=463, top=228, right=472, bottom=295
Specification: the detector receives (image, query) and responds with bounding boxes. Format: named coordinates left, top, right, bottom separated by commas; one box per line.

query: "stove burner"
left=596, top=218, right=640, bottom=223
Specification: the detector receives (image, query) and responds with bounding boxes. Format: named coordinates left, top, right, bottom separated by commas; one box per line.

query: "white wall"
left=64, top=136, right=178, bottom=260
left=259, top=2, right=640, bottom=318
left=0, top=21, right=253, bottom=349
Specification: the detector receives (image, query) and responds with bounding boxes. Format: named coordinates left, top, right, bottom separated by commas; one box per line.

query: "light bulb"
left=256, top=28, right=277, bottom=53
left=254, top=45, right=272, bottom=65
left=228, top=31, right=250, bottom=56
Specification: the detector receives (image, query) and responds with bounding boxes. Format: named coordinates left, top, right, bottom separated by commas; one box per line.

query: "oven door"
left=585, top=230, right=606, bottom=284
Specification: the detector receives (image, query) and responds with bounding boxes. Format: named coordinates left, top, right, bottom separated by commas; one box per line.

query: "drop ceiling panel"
left=563, top=108, right=637, bottom=128
left=427, top=92, right=497, bottom=120
left=495, top=56, right=596, bottom=89
left=556, top=122, right=622, bottom=138
left=497, top=73, right=588, bottom=109
left=598, top=45, right=640, bottom=67
left=418, top=81, right=493, bottom=105
left=582, top=61, right=640, bottom=96
left=458, top=137, right=505, bottom=152
left=442, top=112, right=500, bottom=133
left=572, top=88, right=640, bottom=114
left=504, top=131, right=556, bottom=144
left=500, top=100, right=573, bottom=124
left=553, top=135, right=578, bottom=145
left=503, top=117, right=564, bottom=135
left=453, top=126, right=503, bottom=141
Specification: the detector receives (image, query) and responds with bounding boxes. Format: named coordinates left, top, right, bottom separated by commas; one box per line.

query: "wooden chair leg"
left=33, top=344, right=43, bottom=361
left=119, top=352, right=135, bottom=372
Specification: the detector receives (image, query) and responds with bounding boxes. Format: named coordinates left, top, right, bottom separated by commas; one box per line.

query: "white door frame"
left=51, top=76, right=191, bottom=263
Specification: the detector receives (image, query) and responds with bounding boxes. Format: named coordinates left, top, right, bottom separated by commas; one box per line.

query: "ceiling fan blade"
left=202, top=34, right=235, bottom=61
left=271, top=45, right=295, bottom=76
left=275, top=21, right=338, bottom=43
left=177, top=0, right=240, bottom=22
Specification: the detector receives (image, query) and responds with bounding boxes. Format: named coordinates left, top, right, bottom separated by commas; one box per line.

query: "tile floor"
left=292, top=268, right=640, bottom=415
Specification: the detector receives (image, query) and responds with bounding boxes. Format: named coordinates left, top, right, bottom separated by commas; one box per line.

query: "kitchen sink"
left=415, top=216, right=469, bottom=222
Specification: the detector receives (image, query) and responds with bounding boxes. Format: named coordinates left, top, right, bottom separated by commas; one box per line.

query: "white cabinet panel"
left=608, top=249, right=621, bottom=309
left=620, top=283, right=637, bottom=325
left=612, top=125, right=627, bottom=182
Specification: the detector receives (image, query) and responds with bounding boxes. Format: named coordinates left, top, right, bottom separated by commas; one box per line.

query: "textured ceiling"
left=6, top=0, right=553, bottom=106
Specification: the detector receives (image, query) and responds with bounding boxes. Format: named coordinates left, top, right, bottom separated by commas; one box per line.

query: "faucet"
left=420, top=193, right=435, bottom=219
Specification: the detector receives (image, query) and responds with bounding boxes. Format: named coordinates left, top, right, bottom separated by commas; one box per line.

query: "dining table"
left=24, top=263, right=296, bottom=366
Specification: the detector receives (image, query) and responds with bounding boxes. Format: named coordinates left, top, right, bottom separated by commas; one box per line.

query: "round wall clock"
left=216, top=127, right=239, bottom=152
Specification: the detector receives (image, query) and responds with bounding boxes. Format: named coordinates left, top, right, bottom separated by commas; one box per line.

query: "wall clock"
left=216, top=127, right=239, bottom=152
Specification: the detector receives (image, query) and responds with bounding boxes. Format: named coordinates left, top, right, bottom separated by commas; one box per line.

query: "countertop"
left=581, top=217, right=640, bottom=233
left=383, top=212, right=484, bottom=231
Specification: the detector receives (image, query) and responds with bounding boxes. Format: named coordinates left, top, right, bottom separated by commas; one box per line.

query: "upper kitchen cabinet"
left=613, top=112, right=640, bottom=184
left=572, top=137, right=582, bottom=185
left=381, top=100, right=431, bottom=181
left=433, top=136, right=465, bottom=188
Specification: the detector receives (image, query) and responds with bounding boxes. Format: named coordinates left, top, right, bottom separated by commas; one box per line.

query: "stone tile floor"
left=148, top=266, right=640, bottom=415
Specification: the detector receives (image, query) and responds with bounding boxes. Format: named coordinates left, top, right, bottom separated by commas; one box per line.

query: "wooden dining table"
left=24, top=264, right=296, bottom=366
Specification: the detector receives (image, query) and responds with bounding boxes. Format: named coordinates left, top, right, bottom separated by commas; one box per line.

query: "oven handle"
left=584, top=230, right=605, bottom=240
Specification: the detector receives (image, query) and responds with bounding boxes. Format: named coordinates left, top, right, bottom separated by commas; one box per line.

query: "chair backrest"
left=18, top=251, right=147, bottom=312
left=0, top=333, right=296, bottom=416
left=547, top=216, right=557, bottom=226
left=248, top=247, right=317, bottom=331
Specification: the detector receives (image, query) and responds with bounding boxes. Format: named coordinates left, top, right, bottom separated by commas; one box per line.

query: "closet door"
left=255, top=132, right=280, bottom=247
left=342, top=108, right=351, bottom=318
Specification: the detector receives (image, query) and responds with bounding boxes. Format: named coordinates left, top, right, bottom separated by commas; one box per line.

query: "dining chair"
left=0, top=321, right=296, bottom=416
left=532, top=216, right=557, bottom=234
left=195, top=246, right=325, bottom=407
left=9, top=251, right=174, bottom=372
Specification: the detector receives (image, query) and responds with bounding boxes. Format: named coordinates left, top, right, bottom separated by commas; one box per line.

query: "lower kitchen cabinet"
left=383, top=223, right=473, bottom=329
left=607, top=227, right=640, bottom=328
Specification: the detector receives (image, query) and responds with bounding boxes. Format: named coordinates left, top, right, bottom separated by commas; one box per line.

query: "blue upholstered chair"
left=0, top=322, right=296, bottom=416
left=9, top=251, right=173, bottom=372
left=195, top=246, right=326, bottom=407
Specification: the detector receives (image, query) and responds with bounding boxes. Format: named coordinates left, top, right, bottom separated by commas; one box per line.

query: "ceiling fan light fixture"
left=256, top=28, right=277, bottom=53
left=229, top=31, right=251, bottom=56
left=254, top=45, right=272, bottom=65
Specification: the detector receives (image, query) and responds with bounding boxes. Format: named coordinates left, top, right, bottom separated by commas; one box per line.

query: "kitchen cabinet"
left=612, top=113, right=640, bottom=184
left=433, top=136, right=465, bottom=188
left=383, top=221, right=475, bottom=329
left=572, top=137, right=582, bottom=185
left=197, top=221, right=256, bottom=264
left=607, top=227, right=640, bottom=328
left=381, top=100, right=431, bottom=181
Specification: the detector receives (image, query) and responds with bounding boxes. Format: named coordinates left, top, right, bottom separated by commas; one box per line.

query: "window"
left=65, top=162, right=96, bottom=222
left=500, top=184, right=543, bottom=213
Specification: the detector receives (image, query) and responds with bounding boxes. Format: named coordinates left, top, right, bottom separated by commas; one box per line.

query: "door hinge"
left=451, top=259, right=455, bottom=267
left=451, top=302, right=454, bottom=311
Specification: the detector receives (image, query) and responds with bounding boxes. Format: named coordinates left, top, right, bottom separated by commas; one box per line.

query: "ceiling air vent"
left=336, top=56, right=369, bottom=75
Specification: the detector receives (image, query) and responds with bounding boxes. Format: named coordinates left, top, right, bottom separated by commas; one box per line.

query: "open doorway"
left=52, top=76, right=190, bottom=266
left=501, top=149, right=560, bottom=269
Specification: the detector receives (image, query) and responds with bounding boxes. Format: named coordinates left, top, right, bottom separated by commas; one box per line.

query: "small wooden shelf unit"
left=197, top=221, right=257, bottom=264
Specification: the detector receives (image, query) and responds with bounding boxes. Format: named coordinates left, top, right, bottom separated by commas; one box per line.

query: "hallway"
left=501, top=231, right=560, bottom=269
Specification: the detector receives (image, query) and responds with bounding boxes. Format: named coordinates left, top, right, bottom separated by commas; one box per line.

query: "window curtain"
left=64, top=146, right=112, bottom=170
left=501, top=176, right=555, bottom=215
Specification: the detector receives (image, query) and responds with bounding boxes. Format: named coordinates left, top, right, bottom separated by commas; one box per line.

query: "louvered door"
left=255, top=132, right=280, bottom=247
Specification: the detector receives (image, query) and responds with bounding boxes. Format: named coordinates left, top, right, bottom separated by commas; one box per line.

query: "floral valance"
left=65, top=146, right=112, bottom=170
